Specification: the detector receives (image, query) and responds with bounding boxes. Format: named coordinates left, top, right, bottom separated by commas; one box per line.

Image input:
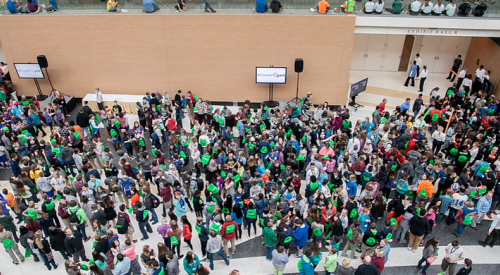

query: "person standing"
left=471, top=65, right=485, bottom=95
left=220, top=215, right=238, bottom=258
left=64, top=227, right=90, bottom=263
left=413, top=94, right=424, bottom=118
left=96, top=88, right=104, bottom=111
left=263, top=221, right=277, bottom=261
left=408, top=209, right=430, bottom=253
left=440, top=240, right=465, bottom=275
left=206, top=230, right=230, bottom=271
left=355, top=256, right=380, bottom=274
left=447, top=55, right=462, bottom=82
left=478, top=213, right=500, bottom=248
left=415, top=238, right=439, bottom=275
left=272, top=246, right=289, bottom=275
left=0, top=224, right=25, bottom=265
left=76, top=107, right=91, bottom=141
left=135, top=201, right=153, bottom=241
left=415, top=53, right=423, bottom=77
left=404, top=61, right=418, bottom=87
left=419, top=65, right=428, bottom=92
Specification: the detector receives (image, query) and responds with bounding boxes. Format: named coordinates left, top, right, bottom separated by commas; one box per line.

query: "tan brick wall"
left=0, top=14, right=355, bottom=105
left=463, top=37, right=500, bottom=97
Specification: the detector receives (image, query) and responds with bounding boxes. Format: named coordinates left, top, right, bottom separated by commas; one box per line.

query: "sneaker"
left=294, top=254, right=301, bottom=258
left=451, top=233, right=460, bottom=239
left=227, top=260, right=230, bottom=265
left=133, top=240, right=138, bottom=243
left=351, top=256, right=358, bottom=259
left=471, top=227, right=478, bottom=230
left=489, top=244, right=494, bottom=248
left=416, top=266, right=423, bottom=270
left=140, top=238, right=149, bottom=241
left=388, top=239, right=393, bottom=243
left=412, top=248, right=417, bottom=253
left=179, top=254, right=184, bottom=259
left=54, top=264, right=59, bottom=269
left=477, top=222, right=482, bottom=225
left=478, top=240, right=486, bottom=247
left=152, top=221, right=159, bottom=225
left=85, top=237, right=91, bottom=242
left=407, top=247, right=412, bottom=251
left=487, top=214, right=493, bottom=219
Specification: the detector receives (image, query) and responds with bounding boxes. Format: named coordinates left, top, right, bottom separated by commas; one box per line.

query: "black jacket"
left=49, top=233, right=67, bottom=251
left=409, top=215, right=431, bottom=236
left=94, top=238, right=110, bottom=254
left=355, top=263, right=380, bottom=275
left=64, top=231, right=84, bottom=254
left=76, top=112, right=90, bottom=128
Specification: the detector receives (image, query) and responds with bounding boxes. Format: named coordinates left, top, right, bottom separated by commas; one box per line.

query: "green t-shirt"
left=0, top=215, right=15, bottom=230
left=392, top=1, right=402, bottom=13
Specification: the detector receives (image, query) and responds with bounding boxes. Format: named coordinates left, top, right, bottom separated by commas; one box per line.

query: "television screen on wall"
left=14, top=63, right=45, bottom=79
left=256, top=67, right=287, bottom=84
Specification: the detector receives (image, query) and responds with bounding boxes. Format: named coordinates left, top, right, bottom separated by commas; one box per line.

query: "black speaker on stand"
left=290, top=58, right=303, bottom=104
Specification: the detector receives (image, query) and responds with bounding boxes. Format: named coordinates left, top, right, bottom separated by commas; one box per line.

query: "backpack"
left=431, top=113, right=439, bottom=122
left=462, top=214, right=472, bottom=225
left=390, top=218, right=397, bottom=227
left=152, top=132, right=160, bottom=143
left=246, top=209, right=257, bottom=219
left=366, top=237, right=376, bottom=246
left=450, top=148, right=458, bottom=155
left=120, top=178, right=132, bottom=196
left=458, top=155, right=467, bottom=163
left=69, top=208, right=80, bottom=224
left=171, top=236, right=179, bottom=246
left=116, top=213, right=129, bottom=234
left=226, top=224, right=236, bottom=234
left=147, top=193, right=161, bottom=209
left=419, top=189, right=427, bottom=198
left=312, top=228, right=322, bottom=237
left=283, top=236, right=293, bottom=244
left=207, top=205, right=215, bottom=214
left=347, top=228, right=353, bottom=240
left=349, top=208, right=357, bottom=218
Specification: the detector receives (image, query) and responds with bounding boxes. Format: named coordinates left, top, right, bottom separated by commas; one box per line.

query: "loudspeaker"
left=294, top=58, right=303, bottom=73
left=37, top=55, right=48, bottom=68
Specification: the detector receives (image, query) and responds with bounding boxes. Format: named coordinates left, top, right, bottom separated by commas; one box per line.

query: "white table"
left=82, top=93, right=145, bottom=114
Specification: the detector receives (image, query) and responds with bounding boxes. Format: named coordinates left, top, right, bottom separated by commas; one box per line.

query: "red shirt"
left=220, top=221, right=238, bottom=240
left=189, top=94, right=195, bottom=104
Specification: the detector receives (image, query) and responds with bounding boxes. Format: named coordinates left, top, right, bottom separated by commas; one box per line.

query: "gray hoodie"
left=166, top=255, right=180, bottom=275
left=272, top=249, right=289, bottom=269
left=400, top=212, right=414, bottom=230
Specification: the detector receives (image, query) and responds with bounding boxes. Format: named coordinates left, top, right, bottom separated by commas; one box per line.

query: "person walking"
left=135, top=201, right=153, bottom=241
left=452, top=201, right=477, bottom=239
left=195, top=217, right=210, bottom=261
left=440, top=240, right=465, bottom=275
left=419, top=66, right=428, bottom=92
left=0, top=224, right=25, bottom=265
left=206, top=230, right=230, bottom=271
left=415, top=238, right=439, bottom=275
left=96, top=88, right=104, bottom=111
left=272, top=245, right=289, bottom=275
left=220, top=215, right=238, bottom=258
left=413, top=94, right=424, bottom=118
left=478, top=212, right=500, bottom=248
left=408, top=208, right=430, bottom=253
left=404, top=61, right=418, bottom=87
left=471, top=191, right=492, bottom=230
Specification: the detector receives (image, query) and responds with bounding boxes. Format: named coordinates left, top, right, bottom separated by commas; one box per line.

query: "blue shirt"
left=6, top=0, right=17, bottom=13
left=256, top=0, right=269, bottom=13
left=143, top=0, right=157, bottom=12
left=115, top=257, right=131, bottom=275
left=49, top=0, right=58, bottom=9
left=409, top=65, right=418, bottom=77
left=401, top=102, right=410, bottom=113
left=476, top=196, right=492, bottom=213
left=439, top=195, right=453, bottom=214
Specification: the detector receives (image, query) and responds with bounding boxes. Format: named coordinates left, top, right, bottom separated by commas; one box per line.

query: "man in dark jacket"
left=355, top=255, right=380, bottom=275
left=361, top=223, right=380, bottom=259
left=135, top=201, right=153, bottom=241
left=64, top=228, right=89, bottom=263
left=75, top=107, right=91, bottom=141
left=408, top=208, right=430, bottom=252
left=61, top=142, right=76, bottom=177
left=143, top=188, right=159, bottom=225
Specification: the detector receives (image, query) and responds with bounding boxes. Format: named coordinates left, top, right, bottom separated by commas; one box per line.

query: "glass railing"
left=4, top=0, right=500, bottom=17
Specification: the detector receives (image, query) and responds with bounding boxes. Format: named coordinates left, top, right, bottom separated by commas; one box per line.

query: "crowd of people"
left=0, top=56, right=497, bottom=275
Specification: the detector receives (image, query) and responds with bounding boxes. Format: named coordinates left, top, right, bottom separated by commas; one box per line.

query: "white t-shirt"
left=96, top=91, right=103, bottom=103
left=415, top=57, right=423, bottom=67
left=374, top=2, right=384, bottom=12
left=445, top=3, right=456, bottom=16
left=411, top=1, right=422, bottom=12
left=458, top=69, right=466, bottom=78
left=462, top=78, right=473, bottom=87
left=451, top=193, right=468, bottom=210
left=422, top=2, right=433, bottom=13
left=420, top=69, right=428, bottom=78
left=1, top=65, right=8, bottom=74
left=433, top=4, right=444, bottom=13
left=365, top=1, right=375, bottom=12
left=476, top=68, right=486, bottom=80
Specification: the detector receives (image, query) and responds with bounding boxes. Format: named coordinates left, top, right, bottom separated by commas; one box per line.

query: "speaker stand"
left=349, top=95, right=364, bottom=108
left=289, top=72, right=301, bottom=104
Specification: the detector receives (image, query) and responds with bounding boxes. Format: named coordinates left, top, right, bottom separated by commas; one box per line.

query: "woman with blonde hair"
left=30, top=231, right=58, bottom=270
left=336, top=258, right=355, bottom=275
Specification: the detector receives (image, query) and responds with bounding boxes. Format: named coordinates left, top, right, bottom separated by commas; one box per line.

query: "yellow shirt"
left=107, top=0, right=116, bottom=10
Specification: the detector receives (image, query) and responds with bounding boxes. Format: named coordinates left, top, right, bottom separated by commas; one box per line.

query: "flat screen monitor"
left=256, top=67, right=287, bottom=84
left=14, top=63, right=44, bottom=79
left=350, top=78, right=368, bottom=98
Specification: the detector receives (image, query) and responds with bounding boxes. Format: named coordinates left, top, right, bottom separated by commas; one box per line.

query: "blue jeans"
left=208, top=249, right=229, bottom=270
left=150, top=208, right=159, bottom=223
left=417, top=256, right=431, bottom=274
left=265, top=246, right=274, bottom=260
left=82, top=126, right=91, bottom=140
left=39, top=252, right=58, bottom=270
left=139, top=221, right=153, bottom=239
left=66, top=161, right=76, bottom=177
left=104, top=176, right=118, bottom=187
left=7, top=227, right=19, bottom=243
left=435, top=213, right=446, bottom=224
left=205, top=0, right=214, bottom=11
left=325, top=269, right=335, bottom=275
left=455, top=222, right=466, bottom=238
left=58, top=248, right=69, bottom=259
left=19, top=149, right=28, bottom=157
left=447, top=208, right=458, bottom=224
left=76, top=223, right=87, bottom=241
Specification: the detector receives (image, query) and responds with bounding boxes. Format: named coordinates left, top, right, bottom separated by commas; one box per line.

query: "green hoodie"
left=324, top=253, right=338, bottom=272
left=68, top=206, right=87, bottom=224
left=263, top=227, right=277, bottom=247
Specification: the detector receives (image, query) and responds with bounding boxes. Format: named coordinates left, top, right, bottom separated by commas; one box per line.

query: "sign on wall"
left=14, top=63, right=44, bottom=79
